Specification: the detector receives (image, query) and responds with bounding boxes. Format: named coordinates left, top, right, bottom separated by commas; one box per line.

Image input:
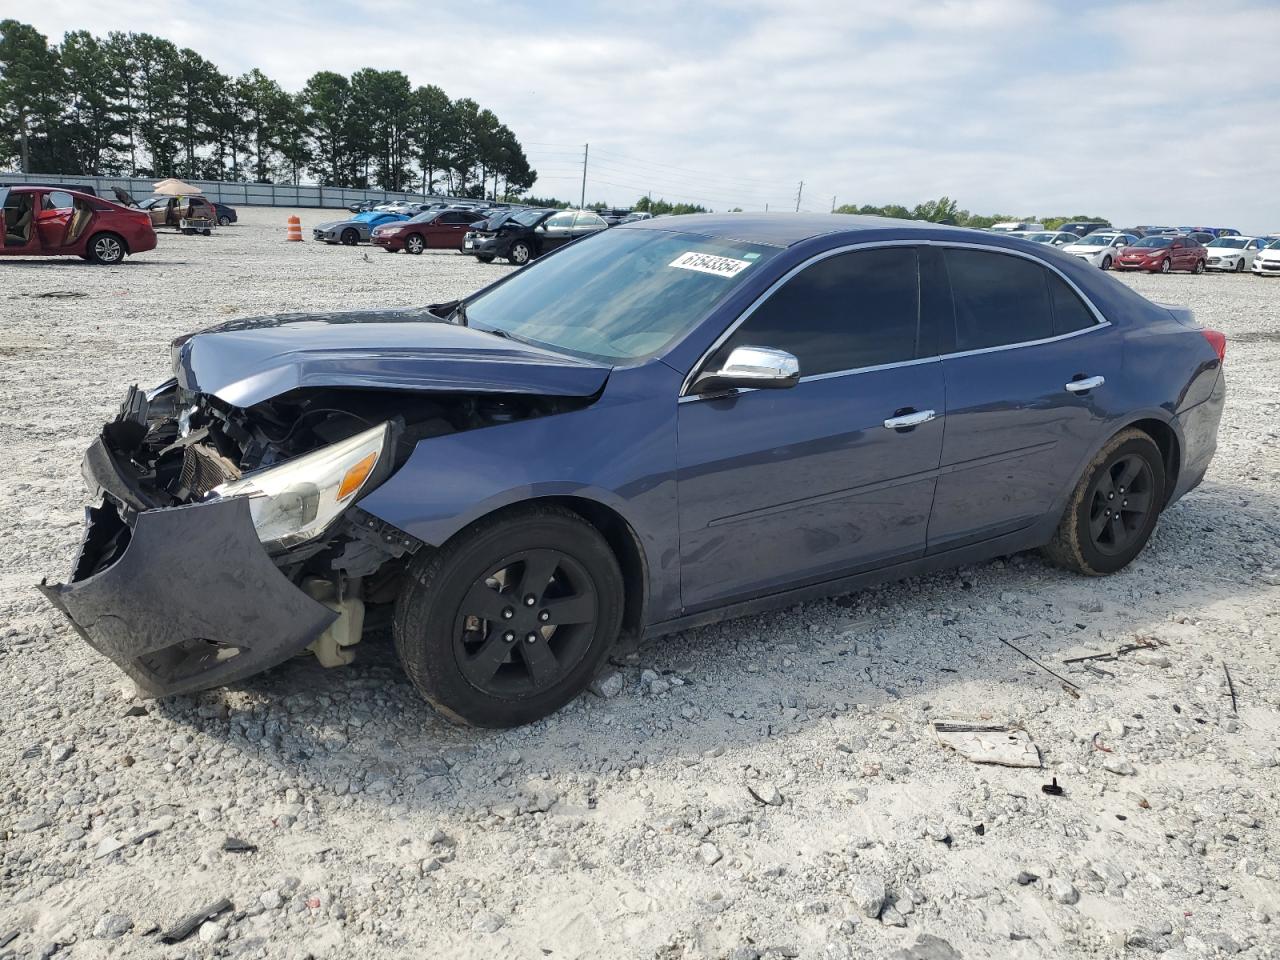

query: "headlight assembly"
left=211, top=422, right=392, bottom=551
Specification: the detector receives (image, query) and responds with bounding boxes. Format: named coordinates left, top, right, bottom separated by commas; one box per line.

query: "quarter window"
left=944, top=249, right=1054, bottom=350
left=1048, top=273, right=1097, bottom=335
left=710, top=247, right=921, bottom=377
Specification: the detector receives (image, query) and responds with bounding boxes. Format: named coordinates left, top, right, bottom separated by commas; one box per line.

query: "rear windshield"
left=1134, top=237, right=1173, bottom=248
left=464, top=228, right=780, bottom=362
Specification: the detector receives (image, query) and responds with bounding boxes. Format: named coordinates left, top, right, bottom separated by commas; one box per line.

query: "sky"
left=17, top=0, right=1280, bottom=229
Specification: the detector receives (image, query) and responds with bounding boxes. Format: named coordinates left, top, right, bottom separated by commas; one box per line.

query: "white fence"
left=0, top=172, right=474, bottom=210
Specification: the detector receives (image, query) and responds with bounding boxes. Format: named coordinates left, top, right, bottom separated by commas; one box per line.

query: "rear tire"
left=1042, top=428, right=1165, bottom=576
left=1193, top=259, right=1205, bottom=275
left=394, top=505, right=624, bottom=727
left=218, top=216, right=231, bottom=226
left=86, top=232, right=126, bottom=265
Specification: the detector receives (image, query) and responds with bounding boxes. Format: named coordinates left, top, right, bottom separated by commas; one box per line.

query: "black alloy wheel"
left=454, top=549, right=597, bottom=696
left=394, top=505, right=623, bottom=727
left=341, top=227, right=359, bottom=246
left=1085, top=453, right=1155, bottom=557
left=1043, top=428, right=1165, bottom=576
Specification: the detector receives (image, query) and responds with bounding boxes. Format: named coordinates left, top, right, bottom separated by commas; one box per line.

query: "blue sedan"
left=41, top=214, right=1226, bottom=727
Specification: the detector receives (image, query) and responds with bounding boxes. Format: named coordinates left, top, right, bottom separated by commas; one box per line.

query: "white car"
left=1060, top=232, right=1137, bottom=269
left=1204, top=236, right=1268, bottom=273
left=1017, top=230, right=1079, bottom=247
left=1250, top=239, right=1280, bottom=276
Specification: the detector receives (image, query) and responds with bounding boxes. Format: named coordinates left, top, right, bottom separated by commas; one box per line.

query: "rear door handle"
left=1065, top=375, right=1105, bottom=394
left=883, top=409, right=936, bottom=430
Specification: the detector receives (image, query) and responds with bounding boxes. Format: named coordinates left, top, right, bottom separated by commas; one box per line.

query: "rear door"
left=928, top=246, right=1119, bottom=552
left=434, top=211, right=476, bottom=247
left=677, top=245, right=946, bottom=608
left=1, top=187, right=42, bottom=256
left=1169, top=238, right=1188, bottom=270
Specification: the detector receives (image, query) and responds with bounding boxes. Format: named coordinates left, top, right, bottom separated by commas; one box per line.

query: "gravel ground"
left=1, top=206, right=1277, bottom=960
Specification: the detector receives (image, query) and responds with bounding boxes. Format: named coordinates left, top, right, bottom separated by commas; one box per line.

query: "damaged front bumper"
left=40, top=494, right=338, bottom=697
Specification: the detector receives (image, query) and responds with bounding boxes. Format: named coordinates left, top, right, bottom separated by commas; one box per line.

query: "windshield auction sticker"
left=669, top=251, right=753, bottom=278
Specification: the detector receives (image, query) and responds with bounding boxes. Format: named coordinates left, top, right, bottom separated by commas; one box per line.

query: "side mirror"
left=691, top=346, right=800, bottom=395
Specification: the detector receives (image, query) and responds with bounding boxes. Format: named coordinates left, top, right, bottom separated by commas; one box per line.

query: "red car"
left=1, top=185, right=157, bottom=265
left=1113, top=235, right=1206, bottom=274
left=370, top=208, right=487, bottom=254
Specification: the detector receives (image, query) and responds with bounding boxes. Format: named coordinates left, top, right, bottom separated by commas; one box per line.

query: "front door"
left=537, top=211, right=577, bottom=253
left=677, top=245, right=945, bottom=609
left=0, top=187, right=40, bottom=256
left=927, top=246, right=1122, bottom=551
left=433, top=211, right=477, bottom=247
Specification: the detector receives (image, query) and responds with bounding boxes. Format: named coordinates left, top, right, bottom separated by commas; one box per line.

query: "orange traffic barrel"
left=286, top=215, right=303, bottom=241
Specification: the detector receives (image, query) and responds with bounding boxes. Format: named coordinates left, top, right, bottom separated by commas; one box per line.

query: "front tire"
left=1159, top=258, right=1171, bottom=274
left=1101, top=255, right=1112, bottom=270
left=86, top=232, right=126, bottom=265
left=1042, top=428, right=1165, bottom=576
left=405, top=233, right=425, bottom=255
left=341, top=228, right=359, bottom=246
left=508, top=240, right=533, bottom=265
left=1235, top=259, right=1245, bottom=273
left=394, top=506, right=624, bottom=727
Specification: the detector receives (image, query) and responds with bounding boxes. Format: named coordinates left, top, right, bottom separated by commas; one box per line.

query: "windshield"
left=408, top=211, right=439, bottom=224
left=463, top=228, right=780, bottom=362
left=1076, top=235, right=1114, bottom=246
left=510, top=209, right=549, bottom=227
left=1134, top=237, right=1173, bottom=248
left=1268, top=240, right=1280, bottom=250
left=1206, top=237, right=1246, bottom=248
left=1021, top=233, right=1056, bottom=243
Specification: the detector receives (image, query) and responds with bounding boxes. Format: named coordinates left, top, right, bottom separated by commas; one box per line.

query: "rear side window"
left=944, top=249, right=1053, bottom=350
left=1048, top=273, right=1097, bottom=335
left=711, top=247, right=921, bottom=377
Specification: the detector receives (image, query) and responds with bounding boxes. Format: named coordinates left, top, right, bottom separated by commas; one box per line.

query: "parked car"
left=1, top=185, right=156, bottom=264
left=989, top=221, right=1045, bottom=232
left=371, top=209, right=488, bottom=254
left=1114, top=235, right=1207, bottom=273
left=464, top=208, right=608, bottom=264
left=1186, top=231, right=1216, bottom=246
left=141, top=195, right=218, bottom=235
left=1058, top=220, right=1111, bottom=237
left=39, top=214, right=1226, bottom=728
left=1204, top=236, right=1268, bottom=273
left=213, top=202, right=238, bottom=226
left=347, top=200, right=378, bottom=214
left=1018, top=230, right=1081, bottom=247
left=1060, top=232, right=1138, bottom=269
left=1250, top=239, right=1280, bottom=276
left=313, top=210, right=409, bottom=245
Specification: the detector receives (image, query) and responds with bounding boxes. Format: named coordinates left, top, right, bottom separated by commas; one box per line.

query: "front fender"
left=357, top=362, right=683, bottom=620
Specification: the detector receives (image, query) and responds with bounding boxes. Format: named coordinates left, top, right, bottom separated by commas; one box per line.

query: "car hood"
left=1120, top=246, right=1166, bottom=255
left=171, top=308, right=613, bottom=408
left=1063, top=243, right=1109, bottom=255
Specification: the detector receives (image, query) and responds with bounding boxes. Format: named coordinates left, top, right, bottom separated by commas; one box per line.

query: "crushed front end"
left=39, top=381, right=422, bottom=697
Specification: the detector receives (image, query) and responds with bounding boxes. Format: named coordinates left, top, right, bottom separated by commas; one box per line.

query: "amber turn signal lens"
left=336, top=451, right=378, bottom=501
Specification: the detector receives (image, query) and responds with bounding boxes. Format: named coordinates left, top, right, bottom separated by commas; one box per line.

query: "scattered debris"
left=1224, top=662, right=1238, bottom=715
left=222, top=836, right=257, bottom=853
left=1103, top=757, right=1137, bottom=776
left=1063, top=637, right=1160, bottom=665
left=999, top=635, right=1080, bottom=698
left=0, top=930, right=18, bottom=948
left=160, top=898, right=232, bottom=944
left=1091, top=733, right=1114, bottom=753
left=1041, top=777, right=1065, bottom=797
left=746, top=783, right=783, bottom=806
left=34, top=290, right=89, bottom=299
left=932, top=721, right=1042, bottom=768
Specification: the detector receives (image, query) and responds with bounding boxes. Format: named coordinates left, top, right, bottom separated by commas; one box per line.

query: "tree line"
left=835, top=196, right=1109, bottom=231
left=0, top=19, right=536, bottom=198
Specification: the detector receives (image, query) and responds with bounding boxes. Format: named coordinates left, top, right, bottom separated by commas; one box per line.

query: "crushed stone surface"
left=1, top=207, right=1277, bottom=959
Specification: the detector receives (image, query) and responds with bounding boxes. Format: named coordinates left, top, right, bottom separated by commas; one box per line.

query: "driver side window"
left=708, top=247, right=922, bottom=378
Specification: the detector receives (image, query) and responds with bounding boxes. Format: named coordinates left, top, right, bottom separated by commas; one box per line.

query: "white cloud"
left=22, top=0, right=1280, bottom=227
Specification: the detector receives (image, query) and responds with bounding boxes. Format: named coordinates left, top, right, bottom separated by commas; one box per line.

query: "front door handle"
left=883, top=409, right=936, bottom=430
left=1065, top=375, right=1105, bottom=394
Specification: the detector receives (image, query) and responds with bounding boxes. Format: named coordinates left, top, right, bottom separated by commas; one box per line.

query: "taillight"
left=1201, top=329, right=1226, bottom=362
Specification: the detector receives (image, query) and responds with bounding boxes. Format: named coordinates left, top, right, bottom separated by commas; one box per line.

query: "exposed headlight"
left=211, top=422, right=392, bottom=551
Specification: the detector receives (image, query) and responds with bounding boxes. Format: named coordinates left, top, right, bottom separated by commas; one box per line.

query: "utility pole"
left=795, top=180, right=804, bottom=212
left=831, top=195, right=836, bottom=213
left=580, top=143, right=589, bottom=209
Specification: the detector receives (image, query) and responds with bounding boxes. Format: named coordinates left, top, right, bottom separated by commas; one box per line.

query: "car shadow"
left=155, top=475, right=1278, bottom=817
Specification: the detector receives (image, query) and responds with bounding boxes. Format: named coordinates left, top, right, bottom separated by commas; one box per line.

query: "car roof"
left=617, top=212, right=964, bottom=247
